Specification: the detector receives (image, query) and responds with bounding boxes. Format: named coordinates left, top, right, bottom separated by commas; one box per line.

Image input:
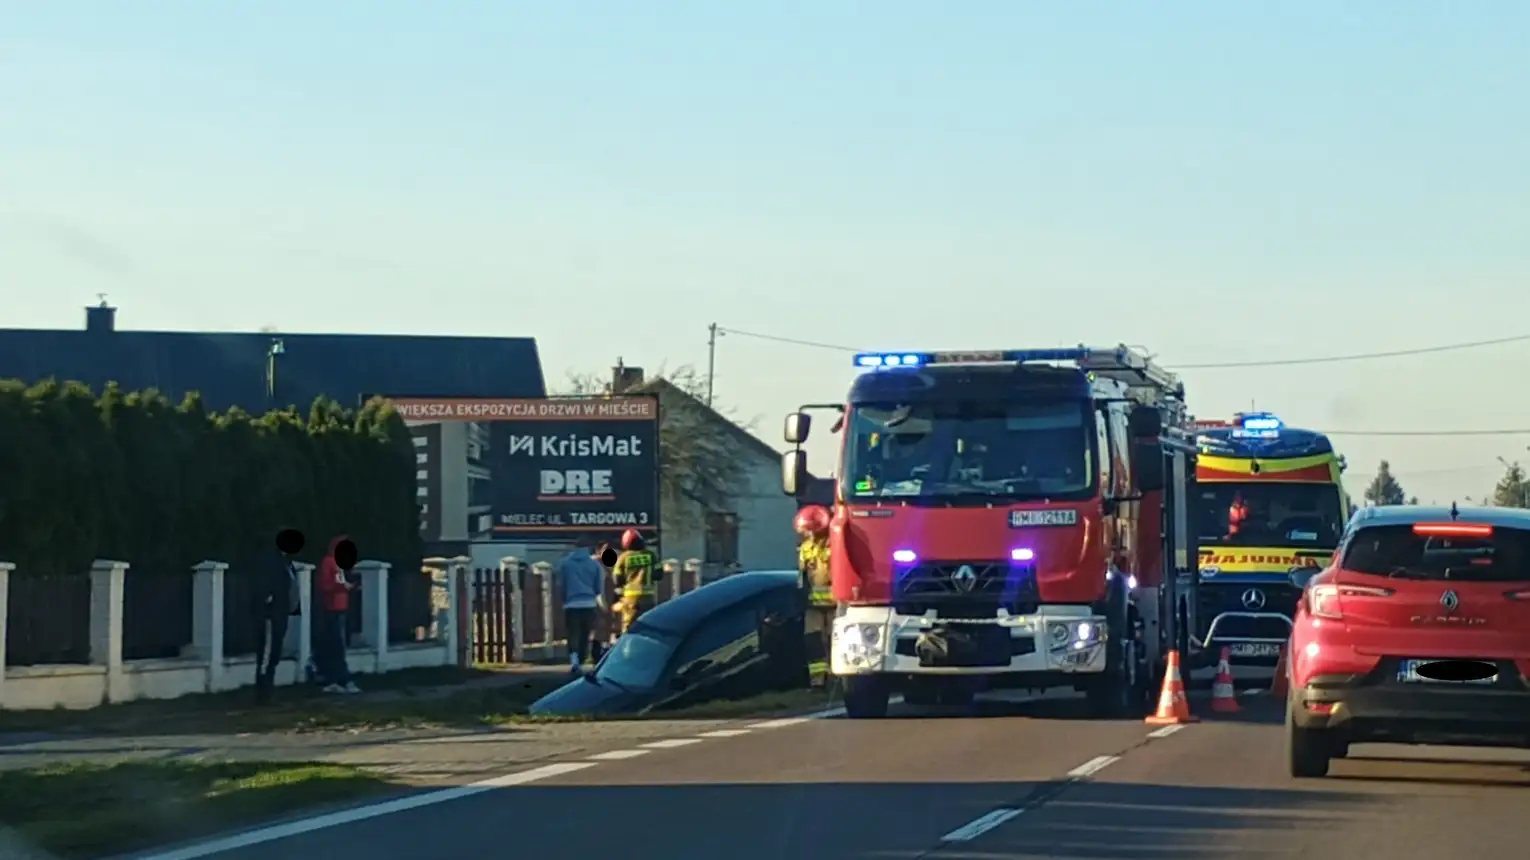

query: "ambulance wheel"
left=1286, top=695, right=1332, bottom=778
left=843, top=675, right=891, bottom=719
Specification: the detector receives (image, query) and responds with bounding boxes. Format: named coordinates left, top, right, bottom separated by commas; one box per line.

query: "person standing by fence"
left=255, top=529, right=304, bottom=705
left=556, top=535, right=606, bottom=674
left=315, top=535, right=360, bottom=694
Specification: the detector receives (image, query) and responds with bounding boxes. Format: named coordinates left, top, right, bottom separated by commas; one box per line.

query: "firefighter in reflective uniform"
left=610, top=529, right=659, bottom=636
left=795, top=505, right=834, bottom=667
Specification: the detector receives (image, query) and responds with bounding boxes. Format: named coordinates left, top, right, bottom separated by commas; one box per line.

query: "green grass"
left=0, top=665, right=839, bottom=736
left=0, top=760, right=398, bottom=860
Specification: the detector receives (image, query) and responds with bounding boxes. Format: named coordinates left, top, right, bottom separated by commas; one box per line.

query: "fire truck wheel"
left=1085, top=599, right=1146, bottom=718
left=843, top=675, right=891, bottom=719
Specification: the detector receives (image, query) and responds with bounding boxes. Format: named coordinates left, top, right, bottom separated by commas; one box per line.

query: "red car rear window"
left=1341, top=524, right=1530, bottom=582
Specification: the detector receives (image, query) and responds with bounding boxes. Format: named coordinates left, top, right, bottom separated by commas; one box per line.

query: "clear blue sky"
left=5, top=2, right=1530, bottom=503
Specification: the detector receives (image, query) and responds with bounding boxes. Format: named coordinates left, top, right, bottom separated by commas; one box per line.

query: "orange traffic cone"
left=1269, top=645, right=1289, bottom=698
left=1146, top=649, right=1198, bottom=725
left=1210, top=647, right=1241, bottom=713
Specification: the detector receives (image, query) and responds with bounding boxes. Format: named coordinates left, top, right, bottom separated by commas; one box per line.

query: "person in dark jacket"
left=255, top=530, right=304, bottom=704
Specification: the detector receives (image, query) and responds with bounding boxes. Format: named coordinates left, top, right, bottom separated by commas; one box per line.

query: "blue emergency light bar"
left=1234, top=412, right=1284, bottom=432
left=854, top=347, right=1112, bottom=370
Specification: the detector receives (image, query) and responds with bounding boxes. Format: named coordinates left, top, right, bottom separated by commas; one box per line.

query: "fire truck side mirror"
left=784, top=412, right=812, bottom=445
left=1128, top=405, right=1162, bottom=439
left=1132, top=441, right=1165, bottom=492
left=782, top=450, right=808, bottom=496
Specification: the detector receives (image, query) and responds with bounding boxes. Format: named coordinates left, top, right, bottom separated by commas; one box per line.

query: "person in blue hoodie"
left=557, top=535, right=607, bottom=673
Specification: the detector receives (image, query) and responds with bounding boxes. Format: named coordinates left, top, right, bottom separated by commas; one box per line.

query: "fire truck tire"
left=843, top=676, right=891, bottom=719
left=1085, top=597, right=1147, bottom=718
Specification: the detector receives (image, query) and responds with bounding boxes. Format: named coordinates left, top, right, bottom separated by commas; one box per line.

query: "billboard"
left=386, top=395, right=661, bottom=542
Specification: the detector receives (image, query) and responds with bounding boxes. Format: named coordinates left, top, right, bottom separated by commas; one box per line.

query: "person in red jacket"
left=315, top=535, right=360, bottom=694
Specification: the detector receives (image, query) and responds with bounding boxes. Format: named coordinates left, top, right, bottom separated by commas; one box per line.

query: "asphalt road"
left=139, top=691, right=1530, bottom=860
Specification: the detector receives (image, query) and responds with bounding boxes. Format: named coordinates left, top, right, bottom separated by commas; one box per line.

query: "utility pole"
left=706, top=323, right=719, bottom=408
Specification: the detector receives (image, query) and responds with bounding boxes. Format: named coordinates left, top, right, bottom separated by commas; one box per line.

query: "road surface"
left=136, top=692, right=1530, bottom=860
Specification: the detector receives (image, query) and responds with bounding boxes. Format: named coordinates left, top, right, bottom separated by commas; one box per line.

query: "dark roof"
left=634, top=570, right=799, bottom=634
left=1197, top=426, right=1334, bottom=459
left=0, top=327, right=545, bottom=411
left=1352, top=505, right=1530, bottom=529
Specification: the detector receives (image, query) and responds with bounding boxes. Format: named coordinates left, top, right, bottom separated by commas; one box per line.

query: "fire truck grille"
left=893, top=560, right=1040, bottom=618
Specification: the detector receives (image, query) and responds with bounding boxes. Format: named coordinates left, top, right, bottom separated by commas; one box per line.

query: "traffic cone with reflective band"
left=1269, top=645, right=1289, bottom=698
left=1211, top=647, right=1241, bottom=713
left=1145, top=649, right=1198, bottom=725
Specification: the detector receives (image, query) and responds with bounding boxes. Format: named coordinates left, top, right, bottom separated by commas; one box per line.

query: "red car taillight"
left=1308, top=583, right=1395, bottom=620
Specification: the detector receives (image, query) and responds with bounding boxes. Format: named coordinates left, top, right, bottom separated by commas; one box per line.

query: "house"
left=609, top=365, right=810, bottom=576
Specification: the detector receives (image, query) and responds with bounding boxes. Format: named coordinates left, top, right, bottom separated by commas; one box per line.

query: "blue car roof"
left=635, top=570, right=799, bottom=634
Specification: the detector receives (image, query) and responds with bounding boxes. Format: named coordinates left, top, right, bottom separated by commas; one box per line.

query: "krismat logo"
left=539, top=469, right=614, bottom=496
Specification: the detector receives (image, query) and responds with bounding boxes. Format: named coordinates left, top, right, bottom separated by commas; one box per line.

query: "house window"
left=704, top=511, right=740, bottom=565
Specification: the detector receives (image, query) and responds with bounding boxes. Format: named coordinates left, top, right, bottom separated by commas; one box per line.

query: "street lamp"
left=266, top=338, right=285, bottom=408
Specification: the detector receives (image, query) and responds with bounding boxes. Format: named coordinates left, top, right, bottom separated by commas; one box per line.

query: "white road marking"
left=1066, top=755, right=1119, bottom=779
left=640, top=737, right=705, bottom=749
left=1147, top=723, right=1189, bottom=739
left=940, top=808, right=1024, bottom=842
left=137, top=762, right=597, bottom=860
left=697, top=729, right=753, bottom=738
left=586, top=748, right=651, bottom=761
left=748, top=716, right=814, bottom=729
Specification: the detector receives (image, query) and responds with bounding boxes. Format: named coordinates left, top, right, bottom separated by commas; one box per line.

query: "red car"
left=1285, top=503, right=1530, bottom=777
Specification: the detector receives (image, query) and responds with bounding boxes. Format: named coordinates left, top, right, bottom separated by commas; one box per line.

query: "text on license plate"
left=1226, top=643, right=1282, bottom=658
left=1397, top=659, right=1499, bottom=684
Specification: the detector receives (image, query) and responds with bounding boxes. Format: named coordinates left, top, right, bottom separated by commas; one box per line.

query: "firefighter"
left=609, top=529, right=659, bottom=636
left=795, top=505, right=834, bottom=669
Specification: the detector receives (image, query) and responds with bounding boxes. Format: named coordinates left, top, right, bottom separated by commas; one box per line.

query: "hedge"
left=0, top=379, right=424, bottom=662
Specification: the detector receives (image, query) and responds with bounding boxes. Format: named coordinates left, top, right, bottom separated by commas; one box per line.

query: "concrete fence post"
left=0, top=561, right=12, bottom=705
left=684, top=558, right=703, bottom=592
left=88, top=559, right=128, bottom=704
left=189, top=560, right=229, bottom=691
left=356, top=560, right=391, bottom=671
left=292, top=562, right=315, bottom=682
left=533, top=560, right=555, bottom=651
left=501, top=557, right=524, bottom=662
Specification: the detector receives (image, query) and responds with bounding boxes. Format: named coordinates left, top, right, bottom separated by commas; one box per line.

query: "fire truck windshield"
left=841, top=400, right=1094, bottom=503
left=1195, top=482, right=1345, bottom=549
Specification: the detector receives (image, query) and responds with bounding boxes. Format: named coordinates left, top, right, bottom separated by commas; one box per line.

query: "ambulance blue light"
left=1237, top=413, right=1284, bottom=432
left=854, top=353, right=925, bottom=369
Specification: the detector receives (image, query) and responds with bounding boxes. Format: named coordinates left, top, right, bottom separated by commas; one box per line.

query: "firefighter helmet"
left=620, top=528, right=644, bottom=551
left=794, top=505, right=831, bottom=536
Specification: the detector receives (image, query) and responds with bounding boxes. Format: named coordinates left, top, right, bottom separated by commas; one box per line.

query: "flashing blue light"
left=853, top=346, right=1117, bottom=371
left=1240, top=414, right=1283, bottom=431
left=854, top=353, right=925, bottom=369
left=1011, top=547, right=1035, bottom=562
left=892, top=549, right=917, bottom=564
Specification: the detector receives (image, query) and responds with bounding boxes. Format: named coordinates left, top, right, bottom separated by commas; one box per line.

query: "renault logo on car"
left=1440, top=590, right=1460, bottom=613
left=1241, top=588, right=1266, bottom=610
left=952, top=564, right=977, bottom=593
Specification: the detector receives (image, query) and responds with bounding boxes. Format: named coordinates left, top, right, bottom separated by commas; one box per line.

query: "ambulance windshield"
left=1195, top=482, right=1345, bottom=549
left=841, top=399, right=1094, bottom=503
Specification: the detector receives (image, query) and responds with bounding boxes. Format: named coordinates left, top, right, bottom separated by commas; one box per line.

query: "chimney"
left=85, top=295, right=116, bottom=334
left=611, top=358, right=644, bottom=394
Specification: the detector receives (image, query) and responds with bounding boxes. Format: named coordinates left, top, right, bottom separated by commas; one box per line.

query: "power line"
left=716, top=325, right=1530, bottom=369
left=1325, top=429, right=1530, bottom=437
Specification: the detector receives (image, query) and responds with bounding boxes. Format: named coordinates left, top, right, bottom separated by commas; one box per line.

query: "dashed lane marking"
left=940, top=808, right=1025, bottom=842
left=1146, top=723, right=1189, bottom=739
left=641, top=738, right=706, bottom=749
left=586, top=749, right=652, bottom=761
left=697, top=729, right=754, bottom=738
left=1066, top=755, right=1119, bottom=779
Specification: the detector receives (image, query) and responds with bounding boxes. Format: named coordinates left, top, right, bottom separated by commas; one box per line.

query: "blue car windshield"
left=594, top=625, right=679, bottom=690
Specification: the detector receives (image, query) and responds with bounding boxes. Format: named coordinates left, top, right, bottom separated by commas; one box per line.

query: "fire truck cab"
left=782, top=345, right=1201, bottom=719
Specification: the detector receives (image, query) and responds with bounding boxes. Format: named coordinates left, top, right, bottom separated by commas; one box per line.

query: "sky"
left=4, top=1, right=1530, bottom=505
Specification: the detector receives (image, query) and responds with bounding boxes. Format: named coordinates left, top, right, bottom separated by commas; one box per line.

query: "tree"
left=1363, top=460, right=1408, bottom=506
left=557, top=364, right=754, bottom=535
left=1491, top=461, right=1530, bottom=508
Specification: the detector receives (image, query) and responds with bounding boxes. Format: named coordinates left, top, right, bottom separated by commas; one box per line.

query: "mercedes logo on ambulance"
left=1241, top=588, right=1267, bottom=610
left=952, top=565, right=977, bottom=593
left=1440, top=590, right=1460, bottom=613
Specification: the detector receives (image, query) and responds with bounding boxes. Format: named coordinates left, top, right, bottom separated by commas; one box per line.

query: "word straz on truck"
left=781, top=345, right=1202, bottom=719
left=1188, top=413, right=1351, bottom=678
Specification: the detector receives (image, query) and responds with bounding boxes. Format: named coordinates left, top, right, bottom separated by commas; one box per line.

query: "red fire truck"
left=781, top=346, right=1201, bottom=718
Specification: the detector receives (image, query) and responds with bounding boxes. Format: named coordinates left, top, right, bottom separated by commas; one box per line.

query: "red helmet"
left=794, top=505, right=831, bottom=536
left=620, top=528, right=644, bottom=551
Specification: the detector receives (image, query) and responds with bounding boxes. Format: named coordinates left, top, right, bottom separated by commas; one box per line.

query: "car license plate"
left=1397, top=659, right=1499, bottom=685
left=1226, top=643, right=1282, bottom=658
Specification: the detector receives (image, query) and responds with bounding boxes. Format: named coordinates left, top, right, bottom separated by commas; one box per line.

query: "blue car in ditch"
left=528, top=570, right=811, bottom=716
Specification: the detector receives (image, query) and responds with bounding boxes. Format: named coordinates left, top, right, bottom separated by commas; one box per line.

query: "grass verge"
left=0, top=666, right=840, bottom=736
left=0, top=760, right=398, bottom=860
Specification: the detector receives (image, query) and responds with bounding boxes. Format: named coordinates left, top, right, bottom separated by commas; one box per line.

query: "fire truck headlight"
left=835, top=622, right=885, bottom=670
left=1049, top=621, right=1104, bottom=650
left=1048, top=623, right=1070, bottom=645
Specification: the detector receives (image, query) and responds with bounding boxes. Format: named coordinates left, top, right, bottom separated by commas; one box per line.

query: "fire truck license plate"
left=1010, top=509, right=1078, bottom=527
